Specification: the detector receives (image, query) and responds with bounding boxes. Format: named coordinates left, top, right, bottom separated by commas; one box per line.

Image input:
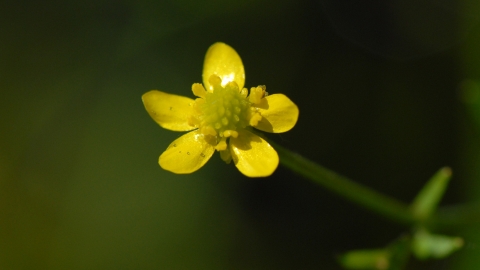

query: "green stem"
left=268, top=139, right=480, bottom=227
left=271, top=141, right=416, bottom=225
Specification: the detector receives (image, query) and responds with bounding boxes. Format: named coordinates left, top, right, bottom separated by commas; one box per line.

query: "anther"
left=249, top=86, right=266, bottom=104
left=223, top=130, right=238, bottom=138
left=192, top=83, right=206, bottom=98
left=249, top=112, right=262, bottom=126
left=215, top=139, right=228, bottom=151
left=240, top=88, right=248, bottom=98
left=192, top=75, right=253, bottom=139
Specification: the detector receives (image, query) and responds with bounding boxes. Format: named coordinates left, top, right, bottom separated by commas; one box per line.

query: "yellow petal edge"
left=159, top=130, right=215, bottom=174
left=203, top=42, right=245, bottom=92
left=142, top=90, right=196, bottom=132
left=230, top=130, right=279, bottom=177
left=255, top=94, right=299, bottom=133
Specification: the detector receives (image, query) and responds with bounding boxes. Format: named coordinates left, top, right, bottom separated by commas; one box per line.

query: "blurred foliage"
left=1, top=0, right=480, bottom=269
left=339, top=236, right=410, bottom=270
left=411, top=229, right=464, bottom=260
left=410, top=167, right=451, bottom=222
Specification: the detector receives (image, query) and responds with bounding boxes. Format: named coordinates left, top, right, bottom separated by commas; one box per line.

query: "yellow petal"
left=254, top=94, right=299, bottom=133
left=202, top=42, right=245, bottom=92
left=142, top=90, right=196, bottom=131
left=230, top=130, right=279, bottom=177
left=159, top=130, right=215, bottom=174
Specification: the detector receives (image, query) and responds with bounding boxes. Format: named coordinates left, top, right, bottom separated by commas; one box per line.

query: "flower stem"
left=270, top=141, right=416, bottom=225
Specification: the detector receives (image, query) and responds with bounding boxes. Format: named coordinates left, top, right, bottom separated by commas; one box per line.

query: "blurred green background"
left=1, top=0, right=480, bottom=269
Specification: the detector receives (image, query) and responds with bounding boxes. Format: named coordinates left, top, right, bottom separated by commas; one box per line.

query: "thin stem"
left=269, top=139, right=480, bottom=228
left=271, top=141, right=416, bottom=225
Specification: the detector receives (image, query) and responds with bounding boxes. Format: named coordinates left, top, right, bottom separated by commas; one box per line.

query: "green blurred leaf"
left=339, top=249, right=390, bottom=270
left=410, top=167, right=451, bottom=221
left=411, top=229, right=464, bottom=260
left=338, top=235, right=412, bottom=270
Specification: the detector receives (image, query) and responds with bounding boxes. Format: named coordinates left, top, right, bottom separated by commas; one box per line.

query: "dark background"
left=1, top=0, right=480, bottom=269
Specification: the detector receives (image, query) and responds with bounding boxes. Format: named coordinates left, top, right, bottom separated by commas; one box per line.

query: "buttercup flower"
left=142, top=42, right=299, bottom=177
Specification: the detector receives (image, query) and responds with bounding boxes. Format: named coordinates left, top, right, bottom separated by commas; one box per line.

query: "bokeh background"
left=1, top=0, right=480, bottom=269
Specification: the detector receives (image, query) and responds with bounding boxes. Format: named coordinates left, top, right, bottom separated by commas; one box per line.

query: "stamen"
left=191, top=75, right=253, bottom=144
left=248, top=85, right=266, bottom=104
left=223, top=130, right=238, bottom=138
left=215, top=138, right=228, bottom=151
left=192, top=83, right=206, bottom=98
left=240, top=88, right=248, bottom=98
left=249, top=112, right=262, bottom=126
left=226, top=81, right=238, bottom=89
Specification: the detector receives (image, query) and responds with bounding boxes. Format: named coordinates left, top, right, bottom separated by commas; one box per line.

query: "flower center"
left=197, top=77, right=250, bottom=137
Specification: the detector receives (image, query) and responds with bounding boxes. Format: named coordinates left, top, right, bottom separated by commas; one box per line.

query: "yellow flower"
left=142, top=42, right=299, bottom=177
